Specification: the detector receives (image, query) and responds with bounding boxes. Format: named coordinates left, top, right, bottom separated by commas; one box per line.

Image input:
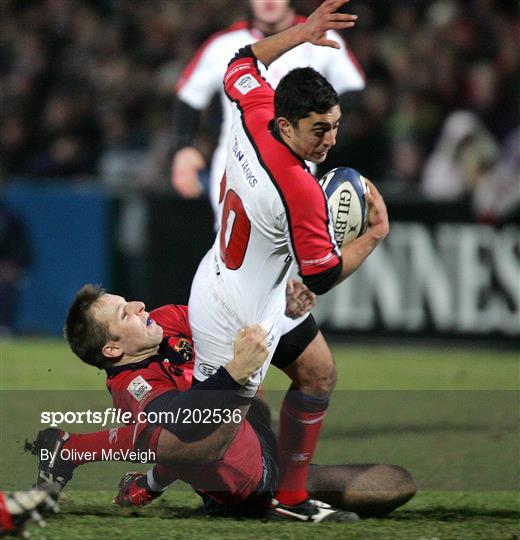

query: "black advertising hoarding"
left=315, top=222, right=519, bottom=340
left=145, top=196, right=519, bottom=341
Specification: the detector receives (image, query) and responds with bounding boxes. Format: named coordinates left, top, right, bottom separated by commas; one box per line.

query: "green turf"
left=1, top=338, right=519, bottom=538
left=1, top=337, right=518, bottom=390
left=20, top=490, right=520, bottom=540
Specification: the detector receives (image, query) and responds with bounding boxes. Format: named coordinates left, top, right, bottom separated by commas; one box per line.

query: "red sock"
left=275, top=389, right=329, bottom=506
left=64, top=424, right=140, bottom=465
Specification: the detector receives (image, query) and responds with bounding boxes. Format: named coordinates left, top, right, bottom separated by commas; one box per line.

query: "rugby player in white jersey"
left=188, top=0, right=390, bottom=523
left=171, top=0, right=365, bottom=212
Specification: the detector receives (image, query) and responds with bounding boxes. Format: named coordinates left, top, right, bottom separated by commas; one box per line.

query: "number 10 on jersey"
left=219, top=174, right=251, bottom=270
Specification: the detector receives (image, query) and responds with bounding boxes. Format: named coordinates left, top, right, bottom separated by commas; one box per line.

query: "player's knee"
left=361, top=465, right=417, bottom=517
left=284, top=330, right=337, bottom=396
left=290, top=355, right=337, bottom=396
left=309, top=357, right=337, bottom=395
left=316, top=360, right=337, bottom=395
left=389, top=465, right=417, bottom=502
left=383, top=465, right=416, bottom=494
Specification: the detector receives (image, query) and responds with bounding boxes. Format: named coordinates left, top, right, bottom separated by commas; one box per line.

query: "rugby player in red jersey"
left=28, top=283, right=415, bottom=520
left=30, top=283, right=278, bottom=513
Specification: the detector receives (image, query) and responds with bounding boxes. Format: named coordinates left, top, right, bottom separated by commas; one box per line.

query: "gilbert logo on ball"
left=318, top=167, right=370, bottom=247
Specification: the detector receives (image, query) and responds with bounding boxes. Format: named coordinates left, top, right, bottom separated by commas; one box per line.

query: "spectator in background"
left=385, top=137, right=424, bottom=193
left=0, top=115, right=31, bottom=176
left=0, top=1, right=517, bottom=205
left=170, top=0, right=366, bottom=212
left=472, top=126, right=520, bottom=222
left=325, top=82, right=390, bottom=180
left=0, top=172, right=32, bottom=335
left=421, top=110, right=499, bottom=203
left=26, top=90, right=102, bottom=178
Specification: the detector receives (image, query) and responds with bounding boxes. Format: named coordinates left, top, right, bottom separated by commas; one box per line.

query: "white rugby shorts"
left=188, top=251, right=309, bottom=397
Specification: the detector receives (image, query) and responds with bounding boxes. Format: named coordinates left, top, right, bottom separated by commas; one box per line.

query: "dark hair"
left=64, top=284, right=115, bottom=369
left=274, top=67, right=339, bottom=126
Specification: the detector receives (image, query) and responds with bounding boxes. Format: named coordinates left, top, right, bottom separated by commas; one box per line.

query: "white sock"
left=146, top=468, right=167, bottom=492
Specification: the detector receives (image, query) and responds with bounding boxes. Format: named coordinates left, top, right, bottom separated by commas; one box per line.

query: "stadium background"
left=1, top=0, right=518, bottom=341
left=0, top=2, right=518, bottom=538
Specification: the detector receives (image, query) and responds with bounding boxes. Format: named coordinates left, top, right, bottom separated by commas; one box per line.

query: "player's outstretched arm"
left=142, top=325, right=268, bottom=460
left=251, top=0, right=357, bottom=68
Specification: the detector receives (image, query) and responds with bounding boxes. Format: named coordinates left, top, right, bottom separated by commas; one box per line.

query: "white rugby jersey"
left=192, top=48, right=342, bottom=333
left=176, top=18, right=365, bottom=210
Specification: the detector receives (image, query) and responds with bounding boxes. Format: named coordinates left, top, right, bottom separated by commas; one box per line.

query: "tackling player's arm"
left=144, top=325, right=267, bottom=453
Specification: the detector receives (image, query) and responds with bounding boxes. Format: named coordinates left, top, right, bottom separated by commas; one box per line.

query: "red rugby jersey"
left=106, top=304, right=194, bottom=417
left=105, top=304, right=262, bottom=504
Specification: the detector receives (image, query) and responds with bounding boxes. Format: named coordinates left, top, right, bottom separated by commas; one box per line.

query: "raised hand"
left=251, top=0, right=358, bottom=67
left=304, top=0, right=358, bottom=49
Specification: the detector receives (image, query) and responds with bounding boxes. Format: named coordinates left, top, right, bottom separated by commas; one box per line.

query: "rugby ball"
left=318, top=167, right=370, bottom=247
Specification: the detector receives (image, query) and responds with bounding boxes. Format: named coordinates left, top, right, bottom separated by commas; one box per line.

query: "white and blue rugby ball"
left=318, top=167, right=370, bottom=247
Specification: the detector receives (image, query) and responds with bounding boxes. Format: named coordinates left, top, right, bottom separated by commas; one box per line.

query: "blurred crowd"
left=333, top=0, right=519, bottom=220
left=0, top=0, right=518, bottom=218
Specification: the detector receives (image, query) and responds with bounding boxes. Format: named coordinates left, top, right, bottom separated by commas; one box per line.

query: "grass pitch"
left=1, top=338, right=518, bottom=539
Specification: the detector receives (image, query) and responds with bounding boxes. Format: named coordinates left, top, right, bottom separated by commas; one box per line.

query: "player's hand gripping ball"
left=318, top=167, right=370, bottom=247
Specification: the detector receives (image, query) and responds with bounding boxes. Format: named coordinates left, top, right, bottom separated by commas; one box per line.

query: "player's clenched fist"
left=226, top=325, right=269, bottom=385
